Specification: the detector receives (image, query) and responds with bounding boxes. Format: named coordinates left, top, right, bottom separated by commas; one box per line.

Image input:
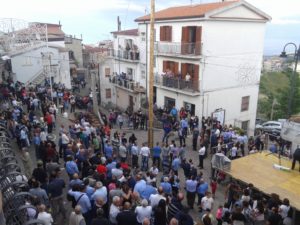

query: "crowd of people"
left=0, top=73, right=294, bottom=225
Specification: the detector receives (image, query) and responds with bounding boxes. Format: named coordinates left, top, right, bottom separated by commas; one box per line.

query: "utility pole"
left=148, top=0, right=155, bottom=148
left=90, top=69, right=98, bottom=114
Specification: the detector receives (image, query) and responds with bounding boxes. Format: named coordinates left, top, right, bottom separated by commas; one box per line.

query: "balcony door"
left=181, top=26, right=202, bottom=55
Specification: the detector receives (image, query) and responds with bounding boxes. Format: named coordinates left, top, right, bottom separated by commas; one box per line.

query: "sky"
left=1, top=0, right=300, bottom=55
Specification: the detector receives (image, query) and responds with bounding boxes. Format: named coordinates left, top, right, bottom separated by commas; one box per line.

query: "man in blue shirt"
left=185, top=175, right=197, bottom=209
left=104, top=141, right=113, bottom=159
left=160, top=177, right=172, bottom=195
left=68, top=184, right=92, bottom=224
left=197, top=179, right=208, bottom=207
left=66, top=156, right=79, bottom=180
left=47, top=172, right=67, bottom=223
left=141, top=184, right=157, bottom=200
left=172, top=156, right=181, bottom=175
left=133, top=174, right=147, bottom=197
left=152, top=142, right=162, bottom=169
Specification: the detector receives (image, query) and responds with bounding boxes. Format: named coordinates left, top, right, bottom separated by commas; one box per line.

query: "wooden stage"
left=226, top=151, right=300, bottom=210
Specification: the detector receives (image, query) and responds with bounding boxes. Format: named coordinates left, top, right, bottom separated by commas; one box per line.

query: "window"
left=160, top=26, right=172, bottom=42
left=23, top=56, right=32, bottom=66
left=241, top=120, right=249, bottom=133
left=106, top=89, right=111, bottom=99
left=105, top=68, right=111, bottom=77
left=241, top=96, right=250, bottom=112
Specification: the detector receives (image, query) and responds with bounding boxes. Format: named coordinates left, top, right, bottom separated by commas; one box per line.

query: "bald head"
left=158, top=186, right=164, bottom=194
left=123, top=202, right=131, bottom=210
left=169, top=218, right=178, bottom=225
left=74, top=205, right=82, bottom=214
left=143, top=218, right=151, bottom=225
left=177, top=192, right=184, bottom=201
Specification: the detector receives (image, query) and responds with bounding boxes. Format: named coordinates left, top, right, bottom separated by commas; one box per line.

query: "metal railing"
left=108, top=49, right=140, bottom=61
left=0, top=124, right=45, bottom=225
left=155, top=75, right=199, bottom=92
left=109, top=76, right=145, bottom=93
left=155, top=41, right=201, bottom=56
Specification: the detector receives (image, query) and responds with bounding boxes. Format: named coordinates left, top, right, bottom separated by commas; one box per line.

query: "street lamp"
left=280, top=42, right=300, bottom=118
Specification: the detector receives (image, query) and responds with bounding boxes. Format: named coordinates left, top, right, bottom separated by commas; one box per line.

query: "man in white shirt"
left=140, top=143, right=150, bottom=171
left=201, top=192, right=214, bottom=211
left=37, top=204, right=53, bottom=225
left=149, top=186, right=166, bottom=208
left=135, top=199, right=152, bottom=224
left=110, top=196, right=121, bottom=225
left=198, top=144, right=206, bottom=169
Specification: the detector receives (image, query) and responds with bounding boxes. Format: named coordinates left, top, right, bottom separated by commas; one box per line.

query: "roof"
left=135, top=1, right=238, bottom=22
left=111, top=29, right=138, bottom=36
left=83, top=45, right=109, bottom=53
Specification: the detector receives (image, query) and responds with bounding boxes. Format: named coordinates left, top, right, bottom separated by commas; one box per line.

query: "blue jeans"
left=141, top=156, right=149, bottom=171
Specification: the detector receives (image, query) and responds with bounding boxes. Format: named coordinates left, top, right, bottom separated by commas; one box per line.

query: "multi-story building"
left=100, top=29, right=147, bottom=112
left=135, top=0, right=271, bottom=134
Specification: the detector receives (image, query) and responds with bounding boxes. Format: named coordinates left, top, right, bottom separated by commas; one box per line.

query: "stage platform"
left=226, top=151, right=300, bottom=210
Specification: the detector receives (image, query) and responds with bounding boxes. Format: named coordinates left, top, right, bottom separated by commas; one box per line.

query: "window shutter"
left=163, top=61, right=168, bottom=72
left=160, top=26, right=165, bottom=41
left=195, top=26, right=202, bottom=55
left=181, top=27, right=189, bottom=54
left=167, top=26, right=172, bottom=42
left=193, top=64, right=199, bottom=81
left=174, top=62, right=179, bottom=75
left=181, top=63, right=187, bottom=77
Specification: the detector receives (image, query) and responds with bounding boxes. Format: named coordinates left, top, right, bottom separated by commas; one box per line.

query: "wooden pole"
left=148, top=0, right=155, bottom=148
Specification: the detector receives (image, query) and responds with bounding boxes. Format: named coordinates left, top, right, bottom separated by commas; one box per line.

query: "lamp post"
left=280, top=42, right=300, bottom=118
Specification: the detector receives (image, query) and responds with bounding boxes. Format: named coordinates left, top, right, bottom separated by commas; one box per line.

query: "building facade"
left=100, top=29, right=147, bottom=112
left=135, top=0, right=271, bottom=135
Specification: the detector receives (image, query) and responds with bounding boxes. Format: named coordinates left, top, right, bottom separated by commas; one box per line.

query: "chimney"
left=117, top=16, right=121, bottom=31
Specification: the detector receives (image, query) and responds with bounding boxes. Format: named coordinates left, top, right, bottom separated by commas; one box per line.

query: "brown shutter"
left=181, top=27, right=189, bottom=54
left=160, top=26, right=164, bottom=41
left=174, top=62, right=179, bottom=75
left=163, top=60, right=167, bottom=72
left=195, top=26, right=202, bottom=55
left=193, top=64, right=199, bottom=91
left=181, top=63, right=187, bottom=78
left=168, top=26, right=172, bottom=42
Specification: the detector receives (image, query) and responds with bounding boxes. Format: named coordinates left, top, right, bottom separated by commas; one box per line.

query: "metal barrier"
left=0, top=127, right=45, bottom=225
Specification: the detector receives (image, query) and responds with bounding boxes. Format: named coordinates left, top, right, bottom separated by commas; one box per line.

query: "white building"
left=135, top=0, right=271, bottom=135
left=100, top=29, right=147, bottom=112
left=10, top=44, right=71, bottom=88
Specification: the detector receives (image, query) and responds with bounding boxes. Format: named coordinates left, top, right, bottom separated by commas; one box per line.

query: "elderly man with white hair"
left=135, top=199, right=152, bottom=224
left=91, top=181, right=107, bottom=204
left=109, top=196, right=121, bottom=225
left=69, top=205, right=86, bottom=225
left=37, top=204, right=53, bottom=225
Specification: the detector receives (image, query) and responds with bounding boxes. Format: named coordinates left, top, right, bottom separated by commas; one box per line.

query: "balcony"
left=110, top=76, right=145, bottom=93
left=154, top=75, right=200, bottom=96
left=108, top=49, right=140, bottom=62
left=155, top=42, right=201, bottom=58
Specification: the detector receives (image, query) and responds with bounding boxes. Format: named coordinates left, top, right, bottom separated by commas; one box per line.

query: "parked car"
left=256, top=121, right=282, bottom=134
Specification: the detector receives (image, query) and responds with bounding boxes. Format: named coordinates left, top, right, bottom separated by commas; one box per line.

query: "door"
left=129, top=95, right=134, bottom=112
left=164, top=97, right=176, bottom=113
left=195, top=26, right=202, bottom=55
left=181, top=27, right=189, bottom=54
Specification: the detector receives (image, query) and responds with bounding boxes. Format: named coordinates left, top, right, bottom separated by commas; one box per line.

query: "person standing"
left=69, top=205, right=86, bottom=225
left=152, top=142, right=162, bottom=169
left=140, top=143, right=150, bottom=171
left=135, top=199, right=152, bottom=225
left=131, top=142, right=139, bottom=168
left=47, top=172, right=67, bottom=223
left=185, top=175, right=197, bottom=209
left=198, top=144, right=206, bottom=169
left=192, top=127, right=199, bottom=151
left=117, top=114, right=124, bottom=129
left=20, top=148, right=33, bottom=178
left=37, top=204, right=53, bottom=225
left=117, top=202, right=137, bottom=225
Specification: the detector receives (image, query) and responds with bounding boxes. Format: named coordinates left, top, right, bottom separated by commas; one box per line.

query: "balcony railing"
left=156, top=42, right=201, bottom=56
left=155, top=75, right=199, bottom=93
left=110, top=76, right=145, bottom=93
left=108, top=49, right=140, bottom=61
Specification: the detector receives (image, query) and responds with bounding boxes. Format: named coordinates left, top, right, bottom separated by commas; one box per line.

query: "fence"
left=0, top=124, right=45, bottom=225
